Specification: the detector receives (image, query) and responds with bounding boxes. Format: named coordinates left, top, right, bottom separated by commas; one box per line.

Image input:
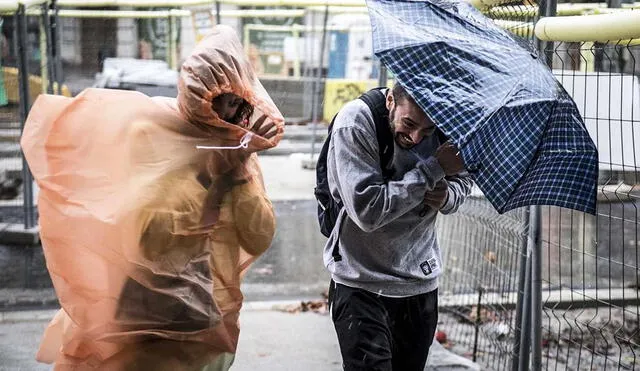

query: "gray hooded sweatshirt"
left=324, top=96, right=473, bottom=297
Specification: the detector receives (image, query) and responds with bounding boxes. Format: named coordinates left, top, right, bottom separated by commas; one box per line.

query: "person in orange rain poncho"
left=20, top=25, right=284, bottom=370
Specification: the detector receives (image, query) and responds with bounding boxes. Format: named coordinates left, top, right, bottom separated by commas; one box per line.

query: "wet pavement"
left=0, top=308, right=480, bottom=371
left=243, top=199, right=329, bottom=301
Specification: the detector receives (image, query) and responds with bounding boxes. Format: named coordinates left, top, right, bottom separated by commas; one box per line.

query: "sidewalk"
left=0, top=305, right=480, bottom=371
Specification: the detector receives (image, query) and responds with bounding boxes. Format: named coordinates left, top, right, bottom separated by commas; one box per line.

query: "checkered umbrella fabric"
left=367, top=0, right=598, bottom=214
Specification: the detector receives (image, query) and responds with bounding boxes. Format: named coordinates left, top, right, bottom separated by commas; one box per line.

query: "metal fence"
left=537, top=41, right=640, bottom=371
left=438, top=195, right=529, bottom=369
left=0, top=0, right=58, bottom=228
left=436, top=1, right=640, bottom=370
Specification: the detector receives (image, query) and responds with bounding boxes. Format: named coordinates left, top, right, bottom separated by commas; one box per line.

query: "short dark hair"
left=391, top=83, right=414, bottom=105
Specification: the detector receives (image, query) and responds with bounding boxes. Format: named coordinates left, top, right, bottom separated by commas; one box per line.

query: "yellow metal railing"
left=43, top=0, right=640, bottom=45
left=56, top=0, right=215, bottom=6
left=492, top=20, right=534, bottom=38
left=54, top=0, right=367, bottom=7
left=535, top=10, right=640, bottom=45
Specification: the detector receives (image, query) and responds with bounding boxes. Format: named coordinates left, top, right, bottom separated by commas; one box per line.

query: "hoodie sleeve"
left=231, top=155, right=276, bottom=257
left=440, top=174, right=474, bottom=215
left=327, top=101, right=446, bottom=233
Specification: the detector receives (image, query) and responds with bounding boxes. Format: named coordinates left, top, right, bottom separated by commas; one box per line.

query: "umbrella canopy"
left=367, top=0, right=598, bottom=214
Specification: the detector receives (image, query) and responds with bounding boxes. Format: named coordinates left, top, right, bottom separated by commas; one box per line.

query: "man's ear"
left=385, top=92, right=394, bottom=111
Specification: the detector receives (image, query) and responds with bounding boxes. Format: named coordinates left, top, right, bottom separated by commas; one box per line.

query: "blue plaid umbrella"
left=367, top=0, right=598, bottom=214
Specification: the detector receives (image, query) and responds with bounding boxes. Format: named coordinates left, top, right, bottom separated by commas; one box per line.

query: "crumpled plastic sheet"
left=21, top=25, right=284, bottom=370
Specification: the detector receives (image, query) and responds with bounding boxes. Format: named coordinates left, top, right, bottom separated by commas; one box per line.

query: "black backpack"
left=314, top=88, right=395, bottom=245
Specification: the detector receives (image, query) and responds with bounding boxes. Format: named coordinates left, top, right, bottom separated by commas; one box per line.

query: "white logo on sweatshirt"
left=420, top=258, right=439, bottom=276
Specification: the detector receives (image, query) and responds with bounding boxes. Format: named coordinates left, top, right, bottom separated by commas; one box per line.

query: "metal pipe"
left=472, top=288, right=483, bottom=362
left=243, top=24, right=250, bottom=56
left=218, top=9, right=305, bottom=17
left=292, top=28, right=301, bottom=78
left=492, top=20, right=534, bottom=38
left=57, top=0, right=591, bottom=8
left=169, top=14, right=177, bottom=69
left=39, top=0, right=640, bottom=11
left=530, top=206, right=543, bottom=371
left=535, top=11, right=640, bottom=42
left=220, top=0, right=365, bottom=6
left=56, top=0, right=366, bottom=7
left=593, top=4, right=640, bottom=13
left=52, top=0, right=64, bottom=90
left=309, top=5, right=329, bottom=163
left=20, top=0, right=49, bottom=7
left=511, top=213, right=531, bottom=371
left=244, top=24, right=369, bottom=32
left=10, top=8, right=306, bottom=18
left=529, top=1, right=556, bottom=368
left=215, top=0, right=220, bottom=23
left=210, top=8, right=306, bottom=18
left=42, top=1, right=55, bottom=94
left=377, top=64, right=387, bottom=88
left=518, top=247, right=532, bottom=371
left=489, top=3, right=605, bottom=18
left=26, top=8, right=192, bottom=18
left=38, top=3, right=49, bottom=94
left=16, top=5, right=36, bottom=229
left=10, top=0, right=636, bottom=16
left=467, top=0, right=519, bottom=10
left=165, top=14, right=179, bottom=70
left=245, top=20, right=638, bottom=46
left=307, top=5, right=368, bottom=13
left=57, top=0, right=216, bottom=7
left=537, top=0, right=558, bottom=67
left=165, top=15, right=172, bottom=67
left=0, top=3, right=19, bottom=13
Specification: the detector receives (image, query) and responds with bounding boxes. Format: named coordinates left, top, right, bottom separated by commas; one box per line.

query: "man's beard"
left=388, top=107, right=415, bottom=149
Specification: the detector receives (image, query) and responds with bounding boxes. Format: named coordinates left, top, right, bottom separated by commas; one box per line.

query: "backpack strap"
left=318, top=115, right=345, bottom=262
left=358, top=88, right=394, bottom=179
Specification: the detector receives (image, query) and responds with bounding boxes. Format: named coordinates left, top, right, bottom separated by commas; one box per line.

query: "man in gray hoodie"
left=325, top=83, right=473, bottom=371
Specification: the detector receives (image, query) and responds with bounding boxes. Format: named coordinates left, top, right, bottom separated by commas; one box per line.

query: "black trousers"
left=329, top=281, right=438, bottom=371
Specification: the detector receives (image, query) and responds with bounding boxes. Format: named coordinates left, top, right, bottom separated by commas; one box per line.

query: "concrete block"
left=0, top=223, right=40, bottom=246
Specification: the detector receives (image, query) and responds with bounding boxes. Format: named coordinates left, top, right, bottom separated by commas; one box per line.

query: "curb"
left=242, top=299, right=315, bottom=312
left=0, top=309, right=58, bottom=323
left=0, top=223, right=40, bottom=245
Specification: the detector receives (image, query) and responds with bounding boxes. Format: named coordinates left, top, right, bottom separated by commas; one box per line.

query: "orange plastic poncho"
left=20, top=25, right=284, bottom=370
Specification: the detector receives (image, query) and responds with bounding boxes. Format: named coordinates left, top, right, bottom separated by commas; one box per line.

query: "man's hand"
left=246, top=114, right=277, bottom=139
left=424, top=180, right=449, bottom=210
left=435, top=142, right=465, bottom=176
